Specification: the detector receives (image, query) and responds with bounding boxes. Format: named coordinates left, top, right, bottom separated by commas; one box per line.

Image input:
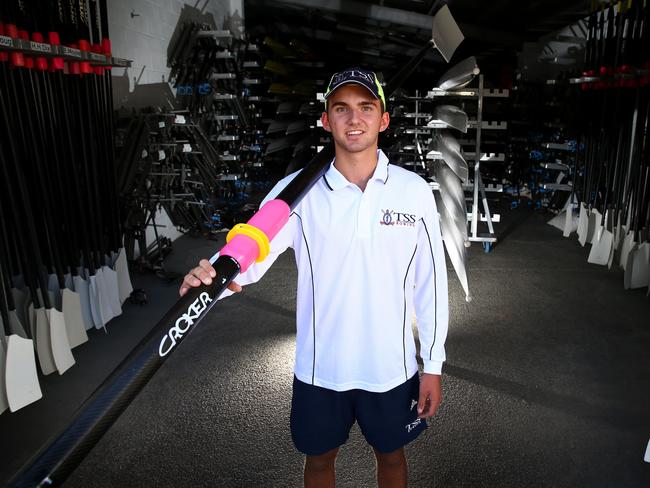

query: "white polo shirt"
left=212, top=149, right=448, bottom=393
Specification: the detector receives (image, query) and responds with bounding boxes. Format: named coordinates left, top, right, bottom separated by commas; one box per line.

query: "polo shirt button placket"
left=357, top=186, right=371, bottom=238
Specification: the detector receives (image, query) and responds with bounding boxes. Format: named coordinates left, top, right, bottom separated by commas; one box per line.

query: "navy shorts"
left=290, top=373, right=427, bottom=455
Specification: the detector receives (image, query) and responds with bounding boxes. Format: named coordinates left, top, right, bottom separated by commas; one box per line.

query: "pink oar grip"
left=221, top=199, right=290, bottom=273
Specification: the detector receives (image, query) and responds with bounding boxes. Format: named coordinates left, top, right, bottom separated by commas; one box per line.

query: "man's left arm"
left=413, top=185, right=449, bottom=418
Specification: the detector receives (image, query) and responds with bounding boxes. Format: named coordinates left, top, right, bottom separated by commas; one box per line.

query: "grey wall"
left=108, top=0, right=244, bottom=103
left=108, top=0, right=244, bottom=245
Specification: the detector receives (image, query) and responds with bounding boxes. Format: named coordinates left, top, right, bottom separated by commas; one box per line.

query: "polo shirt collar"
left=323, top=149, right=390, bottom=191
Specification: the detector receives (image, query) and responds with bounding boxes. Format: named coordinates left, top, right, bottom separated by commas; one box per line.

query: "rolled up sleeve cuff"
left=423, top=359, right=443, bottom=375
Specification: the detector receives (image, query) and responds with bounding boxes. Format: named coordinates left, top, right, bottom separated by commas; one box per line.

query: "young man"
left=180, top=68, right=449, bottom=488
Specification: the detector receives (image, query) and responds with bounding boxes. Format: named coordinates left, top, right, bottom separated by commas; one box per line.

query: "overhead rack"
left=0, top=34, right=131, bottom=67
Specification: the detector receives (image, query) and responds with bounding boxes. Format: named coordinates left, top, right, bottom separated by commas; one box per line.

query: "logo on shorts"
left=380, top=209, right=416, bottom=227
left=410, top=399, right=418, bottom=411
left=405, top=418, right=422, bottom=433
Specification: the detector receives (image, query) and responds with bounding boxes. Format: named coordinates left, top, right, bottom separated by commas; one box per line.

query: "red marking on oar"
left=78, top=39, right=92, bottom=75
left=581, top=69, right=595, bottom=91
left=616, top=64, right=635, bottom=88
left=48, top=32, right=65, bottom=71
left=0, top=22, right=8, bottom=63
left=31, top=32, right=49, bottom=72
left=642, top=61, right=650, bottom=87
left=5, top=24, right=24, bottom=68
left=101, top=38, right=112, bottom=71
left=91, top=43, right=104, bottom=75
left=68, top=43, right=81, bottom=76
left=18, top=31, right=35, bottom=69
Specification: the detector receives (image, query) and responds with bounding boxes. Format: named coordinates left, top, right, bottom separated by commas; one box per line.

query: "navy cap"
left=324, top=67, right=386, bottom=110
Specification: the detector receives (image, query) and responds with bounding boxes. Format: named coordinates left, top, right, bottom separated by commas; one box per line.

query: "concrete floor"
left=2, top=206, right=650, bottom=487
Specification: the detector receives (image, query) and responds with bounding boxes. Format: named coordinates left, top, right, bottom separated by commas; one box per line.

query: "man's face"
left=321, top=84, right=390, bottom=155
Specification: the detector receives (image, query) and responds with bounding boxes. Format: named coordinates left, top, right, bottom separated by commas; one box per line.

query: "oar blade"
left=0, top=328, right=8, bottom=414
left=434, top=193, right=470, bottom=300
left=619, top=231, right=636, bottom=270
left=102, top=265, right=123, bottom=319
left=6, top=334, right=43, bottom=412
left=585, top=209, right=600, bottom=244
left=577, top=204, right=589, bottom=246
left=432, top=105, right=468, bottom=133
left=628, top=242, right=650, bottom=288
left=435, top=131, right=469, bottom=182
left=115, top=248, right=134, bottom=304
left=62, top=289, right=89, bottom=348
left=431, top=5, right=464, bottom=63
left=35, top=308, right=57, bottom=375
left=437, top=56, right=479, bottom=90
left=73, top=273, right=94, bottom=331
left=587, top=228, right=614, bottom=265
left=47, top=308, right=75, bottom=375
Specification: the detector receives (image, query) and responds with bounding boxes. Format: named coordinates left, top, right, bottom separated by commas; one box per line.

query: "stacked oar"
left=0, top=0, right=134, bottom=413
left=425, top=56, right=481, bottom=302
left=573, top=0, right=650, bottom=291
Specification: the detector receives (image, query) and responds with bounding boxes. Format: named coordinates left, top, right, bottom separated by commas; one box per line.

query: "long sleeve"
left=209, top=174, right=298, bottom=299
left=412, top=187, right=449, bottom=375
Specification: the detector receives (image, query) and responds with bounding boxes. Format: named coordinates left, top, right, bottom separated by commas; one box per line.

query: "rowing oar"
left=9, top=8, right=463, bottom=486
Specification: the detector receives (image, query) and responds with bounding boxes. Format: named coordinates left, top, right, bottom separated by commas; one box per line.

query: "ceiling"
left=244, top=0, right=590, bottom=88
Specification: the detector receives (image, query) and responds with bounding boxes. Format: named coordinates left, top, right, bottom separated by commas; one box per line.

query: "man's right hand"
left=179, top=258, right=242, bottom=296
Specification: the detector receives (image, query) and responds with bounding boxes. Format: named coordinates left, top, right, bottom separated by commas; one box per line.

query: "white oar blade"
left=547, top=211, right=565, bottom=232
left=434, top=163, right=467, bottom=234
left=89, top=275, right=105, bottom=329
left=62, top=289, right=89, bottom=348
left=587, top=229, right=613, bottom=265
left=0, top=330, right=8, bottom=414
left=434, top=193, right=470, bottom=300
left=6, top=334, right=43, bottom=411
left=563, top=198, right=578, bottom=237
left=47, top=308, right=75, bottom=375
left=431, top=5, right=464, bottom=63
left=436, top=131, right=469, bottom=182
left=623, top=244, right=636, bottom=289
left=115, top=248, right=133, bottom=304
left=96, top=268, right=117, bottom=325
left=577, top=204, right=588, bottom=246
left=619, top=231, right=636, bottom=270
left=607, top=222, right=620, bottom=269
left=437, top=56, right=479, bottom=90
left=73, top=274, right=94, bottom=331
left=586, top=210, right=600, bottom=244
left=35, top=308, right=57, bottom=375
left=102, top=265, right=123, bottom=319
left=628, top=243, right=650, bottom=289
left=432, top=105, right=468, bottom=133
